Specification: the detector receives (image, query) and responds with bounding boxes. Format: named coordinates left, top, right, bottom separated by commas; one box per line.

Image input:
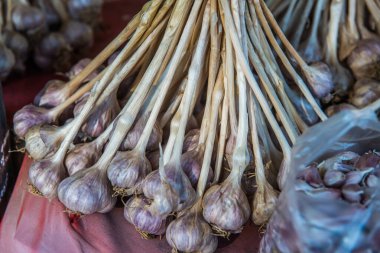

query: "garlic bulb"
left=66, top=58, right=101, bottom=81
left=13, top=104, right=52, bottom=138
left=12, top=5, right=46, bottom=34
left=124, top=195, right=167, bottom=236
left=25, top=125, right=64, bottom=160
left=146, top=150, right=160, bottom=170
left=202, top=174, right=250, bottom=233
left=58, top=167, right=116, bottom=214
left=180, top=147, right=213, bottom=187
left=65, top=142, right=103, bottom=175
left=34, top=32, right=72, bottom=71
left=120, top=116, right=162, bottom=151
left=166, top=205, right=218, bottom=253
left=0, top=43, right=15, bottom=80
left=28, top=155, right=67, bottom=198
left=303, top=62, right=334, bottom=99
left=62, top=21, right=94, bottom=53
left=34, top=80, right=69, bottom=108
left=107, top=150, right=152, bottom=189
left=75, top=96, right=120, bottom=138
left=3, top=30, right=29, bottom=73
left=349, top=79, right=380, bottom=108
left=347, top=39, right=380, bottom=81
left=182, top=129, right=200, bottom=153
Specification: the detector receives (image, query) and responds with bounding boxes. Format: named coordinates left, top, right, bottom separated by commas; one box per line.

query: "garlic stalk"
left=30, top=17, right=164, bottom=200
left=339, top=0, right=359, bottom=60
left=323, top=0, right=353, bottom=96
left=251, top=0, right=327, bottom=120
left=58, top=0, right=196, bottom=215
left=248, top=91, right=277, bottom=225
left=166, top=35, right=223, bottom=252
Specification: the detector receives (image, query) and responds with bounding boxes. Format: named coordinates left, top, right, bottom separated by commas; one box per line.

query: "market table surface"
left=1, top=1, right=262, bottom=252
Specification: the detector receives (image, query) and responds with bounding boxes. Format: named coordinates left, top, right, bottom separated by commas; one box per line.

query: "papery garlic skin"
left=13, top=104, right=52, bottom=138
left=12, top=5, right=45, bottom=33
left=202, top=182, right=250, bottom=233
left=120, top=116, right=162, bottom=151
left=25, top=125, right=62, bottom=160
left=124, top=195, right=167, bottom=235
left=34, top=80, right=69, bottom=108
left=182, top=129, right=200, bottom=153
left=252, top=184, right=277, bottom=226
left=62, top=21, right=94, bottom=52
left=65, top=142, right=102, bottom=175
left=81, top=98, right=120, bottom=138
left=0, top=43, right=15, bottom=80
left=28, top=158, right=67, bottom=198
left=107, top=151, right=152, bottom=189
left=166, top=211, right=218, bottom=253
left=349, top=79, right=380, bottom=108
left=180, top=148, right=213, bottom=187
left=58, top=168, right=115, bottom=214
left=303, top=62, right=334, bottom=99
left=347, top=39, right=380, bottom=80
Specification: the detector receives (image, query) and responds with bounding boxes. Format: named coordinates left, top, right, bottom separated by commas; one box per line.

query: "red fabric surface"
left=0, top=156, right=261, bottom=253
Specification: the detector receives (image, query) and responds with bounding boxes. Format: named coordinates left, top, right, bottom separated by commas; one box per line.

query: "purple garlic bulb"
left=65, top=141, right=103, bottom=175
left=34, top=79, right=69, bottom=108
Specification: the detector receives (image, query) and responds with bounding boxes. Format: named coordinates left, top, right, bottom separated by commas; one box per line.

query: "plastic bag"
left=260, top=109, right=380, bottom=253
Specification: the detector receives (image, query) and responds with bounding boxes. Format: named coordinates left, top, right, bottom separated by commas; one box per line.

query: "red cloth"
left=0, top=156, right=261, bottom=253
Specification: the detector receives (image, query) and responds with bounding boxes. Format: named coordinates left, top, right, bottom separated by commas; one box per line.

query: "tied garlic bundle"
left=11, top=0, right=352, bottom=251
left=0, top=0, right=103, bottom=81
left=269, top=0, right=380, bottom=110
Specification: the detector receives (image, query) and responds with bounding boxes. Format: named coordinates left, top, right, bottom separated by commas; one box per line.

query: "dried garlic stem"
left=251, top=0, right=326, bottom=121
left=5, top=0, right=12, bottom=30
left=95, top=0, right=195, bottom=169
left=357, top=0, right=379, bottom=39
left=244, top=17, right=299, bottom=143
left=290, top=0, right=314, bottom=49
left=248, top=91, right=277, bottom=225
left=198, top=68, right=223, bottom=195
left=51, top=0, right=69, bottom=22
left=339, top=0, right=359, bottom=60
left=278, top=0, right=297, bottom=34
left=221, top=0, right=291, bottom=189
left=366, top=0, right=380, bottom=34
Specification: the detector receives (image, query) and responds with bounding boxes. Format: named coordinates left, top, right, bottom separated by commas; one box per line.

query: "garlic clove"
left=202, top=182, right=250, bottom=233
left=28, top=156, right=67, bottom=199
left=344, top=168, right=374, bottom=185
left=124, top=195, right=167, bottom=236
left=355, top=152, right=380, bottom=172
left=65, top=142, right=102, bottom=175
left=13, top=104, right=52, bottom=138
left=297, top=164, right=324, bottom=188
left=325, top=103, right=356, bottom=117
left=303, top=62, right=334, bottom=99
left=25, top=125, right=63, bottom=160
left=107, top=150, right=152, bottom=189
left=349, top=79, right=380, bottom=108
left=319, top=151, right=360, bottom=173
left=34, top=79, right=69, bottom=108
left=347, top=39, right=380, bottom=81
left=323, top=170, right=346, bottom=188
left=166, top=211, right=217, bottom=253
left=342, top=184, right=363, bottom=203
left=58, top=167, right=115, bottom=214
